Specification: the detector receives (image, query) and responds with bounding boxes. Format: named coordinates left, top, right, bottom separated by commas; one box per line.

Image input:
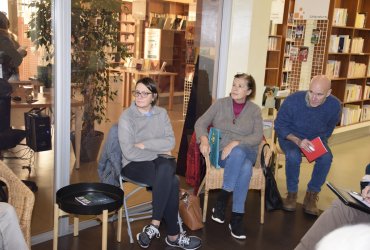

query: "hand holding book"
left=300, top=137, right=328, bottom=162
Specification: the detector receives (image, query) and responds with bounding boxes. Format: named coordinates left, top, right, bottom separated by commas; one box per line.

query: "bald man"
left=275, top=75, right=341, bottom=216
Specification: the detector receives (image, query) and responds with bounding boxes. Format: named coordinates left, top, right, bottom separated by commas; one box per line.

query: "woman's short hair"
left=0, top=12, right=10, bottom=30
left=135, top=77, right=159, bottom=106
left=234, top=73, right=256, bottom=100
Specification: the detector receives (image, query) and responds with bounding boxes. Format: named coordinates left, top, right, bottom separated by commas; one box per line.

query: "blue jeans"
left=278, top=138, right=333, bottom=193
left=218, top=144, right=257, bottom=213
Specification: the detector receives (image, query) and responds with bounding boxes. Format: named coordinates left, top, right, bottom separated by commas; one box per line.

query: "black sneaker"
left=211, top=201, right=226, bottom=223
left=165, top=232, right=202, bottom=250
left=136, top=224, right=160, bottom=248
left=229, top=212, right=246, bottom=240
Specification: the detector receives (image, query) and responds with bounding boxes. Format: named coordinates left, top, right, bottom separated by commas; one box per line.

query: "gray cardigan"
left=118, top=102, right=175, bottom=167
left=194, top=97, right=263, bottom=153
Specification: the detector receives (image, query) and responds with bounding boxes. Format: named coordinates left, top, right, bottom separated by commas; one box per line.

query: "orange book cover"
left=301, top=137, right=328, bottom=162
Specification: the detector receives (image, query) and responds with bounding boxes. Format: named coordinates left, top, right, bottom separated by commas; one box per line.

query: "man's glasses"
left=132, top=90, right=152, bottom=98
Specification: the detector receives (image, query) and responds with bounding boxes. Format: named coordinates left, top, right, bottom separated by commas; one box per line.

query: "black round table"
left=53, top=183, right=124, bottom=250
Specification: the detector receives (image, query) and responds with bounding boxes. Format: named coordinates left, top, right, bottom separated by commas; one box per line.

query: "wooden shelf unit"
left=119, top=2, right=135, bottom=56
left=324, top=0, right=370, bottom=126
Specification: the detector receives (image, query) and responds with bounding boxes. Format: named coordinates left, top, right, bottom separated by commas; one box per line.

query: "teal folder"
left=208, top=127, right=221, bottom=168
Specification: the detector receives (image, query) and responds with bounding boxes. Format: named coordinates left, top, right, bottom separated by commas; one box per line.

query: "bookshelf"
left=325, top=0, right=370, bottom=126
left=264, top=0, right=294, bottom=88
left=264, top=33, right=283, bottom=86
left=120, top=2, right=135, bottom=57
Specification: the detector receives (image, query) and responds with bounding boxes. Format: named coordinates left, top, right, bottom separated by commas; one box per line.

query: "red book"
left=301, top=137, right=328, bottom=162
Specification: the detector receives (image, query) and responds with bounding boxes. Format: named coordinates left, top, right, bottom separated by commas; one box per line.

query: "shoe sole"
left=303, top=208, right=319, bottom=216
left=165, top=237, right=201, bottom=250
left=211, top=208, right=225, bottom=224
left=136, top=233, right=150, bottom=249
left=228, top=224, right=246, bottom=240
left=282, top=206, right=296, bottom=212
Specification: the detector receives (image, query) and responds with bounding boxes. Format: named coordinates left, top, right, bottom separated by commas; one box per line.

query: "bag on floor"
left=179, top=189, right=204, bottom=230
left=261, top=143, right=283, bottom=211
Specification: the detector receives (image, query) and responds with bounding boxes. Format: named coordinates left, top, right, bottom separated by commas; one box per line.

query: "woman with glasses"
left=118, top=77, right=201, bottom=250
left=194, top=73, right=263, bottom=240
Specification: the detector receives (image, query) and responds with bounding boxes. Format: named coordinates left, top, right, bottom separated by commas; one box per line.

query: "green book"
left=208, top=127, right=221, bottom=168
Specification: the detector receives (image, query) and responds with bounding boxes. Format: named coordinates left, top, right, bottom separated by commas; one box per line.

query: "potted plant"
left=27, top=0, right=129, bottom=162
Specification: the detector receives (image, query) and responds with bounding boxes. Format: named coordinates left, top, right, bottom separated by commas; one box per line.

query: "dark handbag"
left=261, top=143, right=283, bottom=211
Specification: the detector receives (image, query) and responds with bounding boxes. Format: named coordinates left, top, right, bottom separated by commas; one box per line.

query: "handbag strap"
left=261, top=143, right=272, bottom=176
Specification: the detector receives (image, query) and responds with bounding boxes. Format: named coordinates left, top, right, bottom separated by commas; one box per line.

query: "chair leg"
left=260, top=188, right=265, bottom=224
left=178, top=212, right=184, bottom=233
left=117, top=206, right=123, bottom=242
left=123, top=197, right=134, bottom=243
left=202, top=189, right=209, bottom=223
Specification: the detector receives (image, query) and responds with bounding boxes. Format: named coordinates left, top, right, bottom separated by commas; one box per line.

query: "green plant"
left=27, top=0, right=129, bottom=135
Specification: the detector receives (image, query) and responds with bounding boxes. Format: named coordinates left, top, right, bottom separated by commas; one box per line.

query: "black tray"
left=56, top=183, right=124, bottom=215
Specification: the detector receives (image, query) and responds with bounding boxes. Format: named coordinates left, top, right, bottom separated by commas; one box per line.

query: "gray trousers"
left=295, top=199, right=370, bottom=250
left=0, top=202, right=28, bottom=250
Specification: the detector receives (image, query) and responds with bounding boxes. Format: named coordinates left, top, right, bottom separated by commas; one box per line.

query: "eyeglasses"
left=132, top=90, right=152, bottom=98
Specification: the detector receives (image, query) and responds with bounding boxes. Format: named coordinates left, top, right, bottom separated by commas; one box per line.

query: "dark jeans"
left=278, top=138, right=333, bottom=193
left=122, top=157, right=180, bottom=235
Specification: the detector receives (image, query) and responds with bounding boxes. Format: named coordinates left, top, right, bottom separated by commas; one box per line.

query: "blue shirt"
left=275, top=91, right=341, bottom=142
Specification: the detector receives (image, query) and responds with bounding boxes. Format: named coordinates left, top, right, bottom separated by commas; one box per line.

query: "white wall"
left=218, top=0, right=272, bottom=106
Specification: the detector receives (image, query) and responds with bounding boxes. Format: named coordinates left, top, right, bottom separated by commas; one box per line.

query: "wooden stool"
left=54, top=183, right=124, bottom=250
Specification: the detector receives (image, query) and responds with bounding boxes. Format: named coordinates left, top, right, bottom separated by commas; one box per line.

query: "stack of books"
left=347, top=61, right=367, bottom=78
left=345, top=83, right=363, bottom=102
left=341, top=104, right=362, bottom=125
left=355, top=12, right=367, bottom=28
left=326, top=60, right=341, bottom=78
left=333, top=8, right=348, bottom=26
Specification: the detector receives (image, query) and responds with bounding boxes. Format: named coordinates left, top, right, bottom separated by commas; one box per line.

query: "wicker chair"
left=197, top=141, right=271, bottom=224
left=0, top=161, right=35, bottom=249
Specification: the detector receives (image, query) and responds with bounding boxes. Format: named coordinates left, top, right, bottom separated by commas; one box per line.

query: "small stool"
left=54, top=183, right=124, bottom=250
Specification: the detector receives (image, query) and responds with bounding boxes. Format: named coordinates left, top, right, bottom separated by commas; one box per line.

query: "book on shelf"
left=355, top=12, right=367, bottom=28
left=268, top=37, right=278, bottom=50
left=163, top=17, right=173, bottom=30
left=333, top=8, right=348, bottom=26
left=345, top=83, right=362, bottom=102
left=269, top=21, right=278, bottom=36
left=347, top=61, right=367, bottom=78
left=326, top=60, right=341, bottom=79
left=362, top=105, right=370, bottom=121
left=351, top=37, right=364, bottom=53
left=364, top=83, right=370, bottom=99
left=298, top=46, right=308, bottom=62
left=338, top=35, right=351, bottom=53
left=75, top=193, right=115, bottom=206
left=157, top=17, right=166, bottom=29
left=301, top=137, right=328, bottom=162
left=180, top=20, right=187, bottom=30
left=295, top=25, right=305, bottom=39
left=289, top=46, right=299, bottom=61
left=310, top=28, right=321, bottom=44
left=171, top=17, right=182, bottom=30
left=149, top=16, right=159, bottom=28
left=341, top=104, right=362, bottom=125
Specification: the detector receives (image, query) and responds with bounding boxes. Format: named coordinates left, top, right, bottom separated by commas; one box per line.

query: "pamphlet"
left=348, top=191, right=370, bottom=208
left=301, top=137, right=328, bottom=162
left=75, top=193, right=115, bottom=206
